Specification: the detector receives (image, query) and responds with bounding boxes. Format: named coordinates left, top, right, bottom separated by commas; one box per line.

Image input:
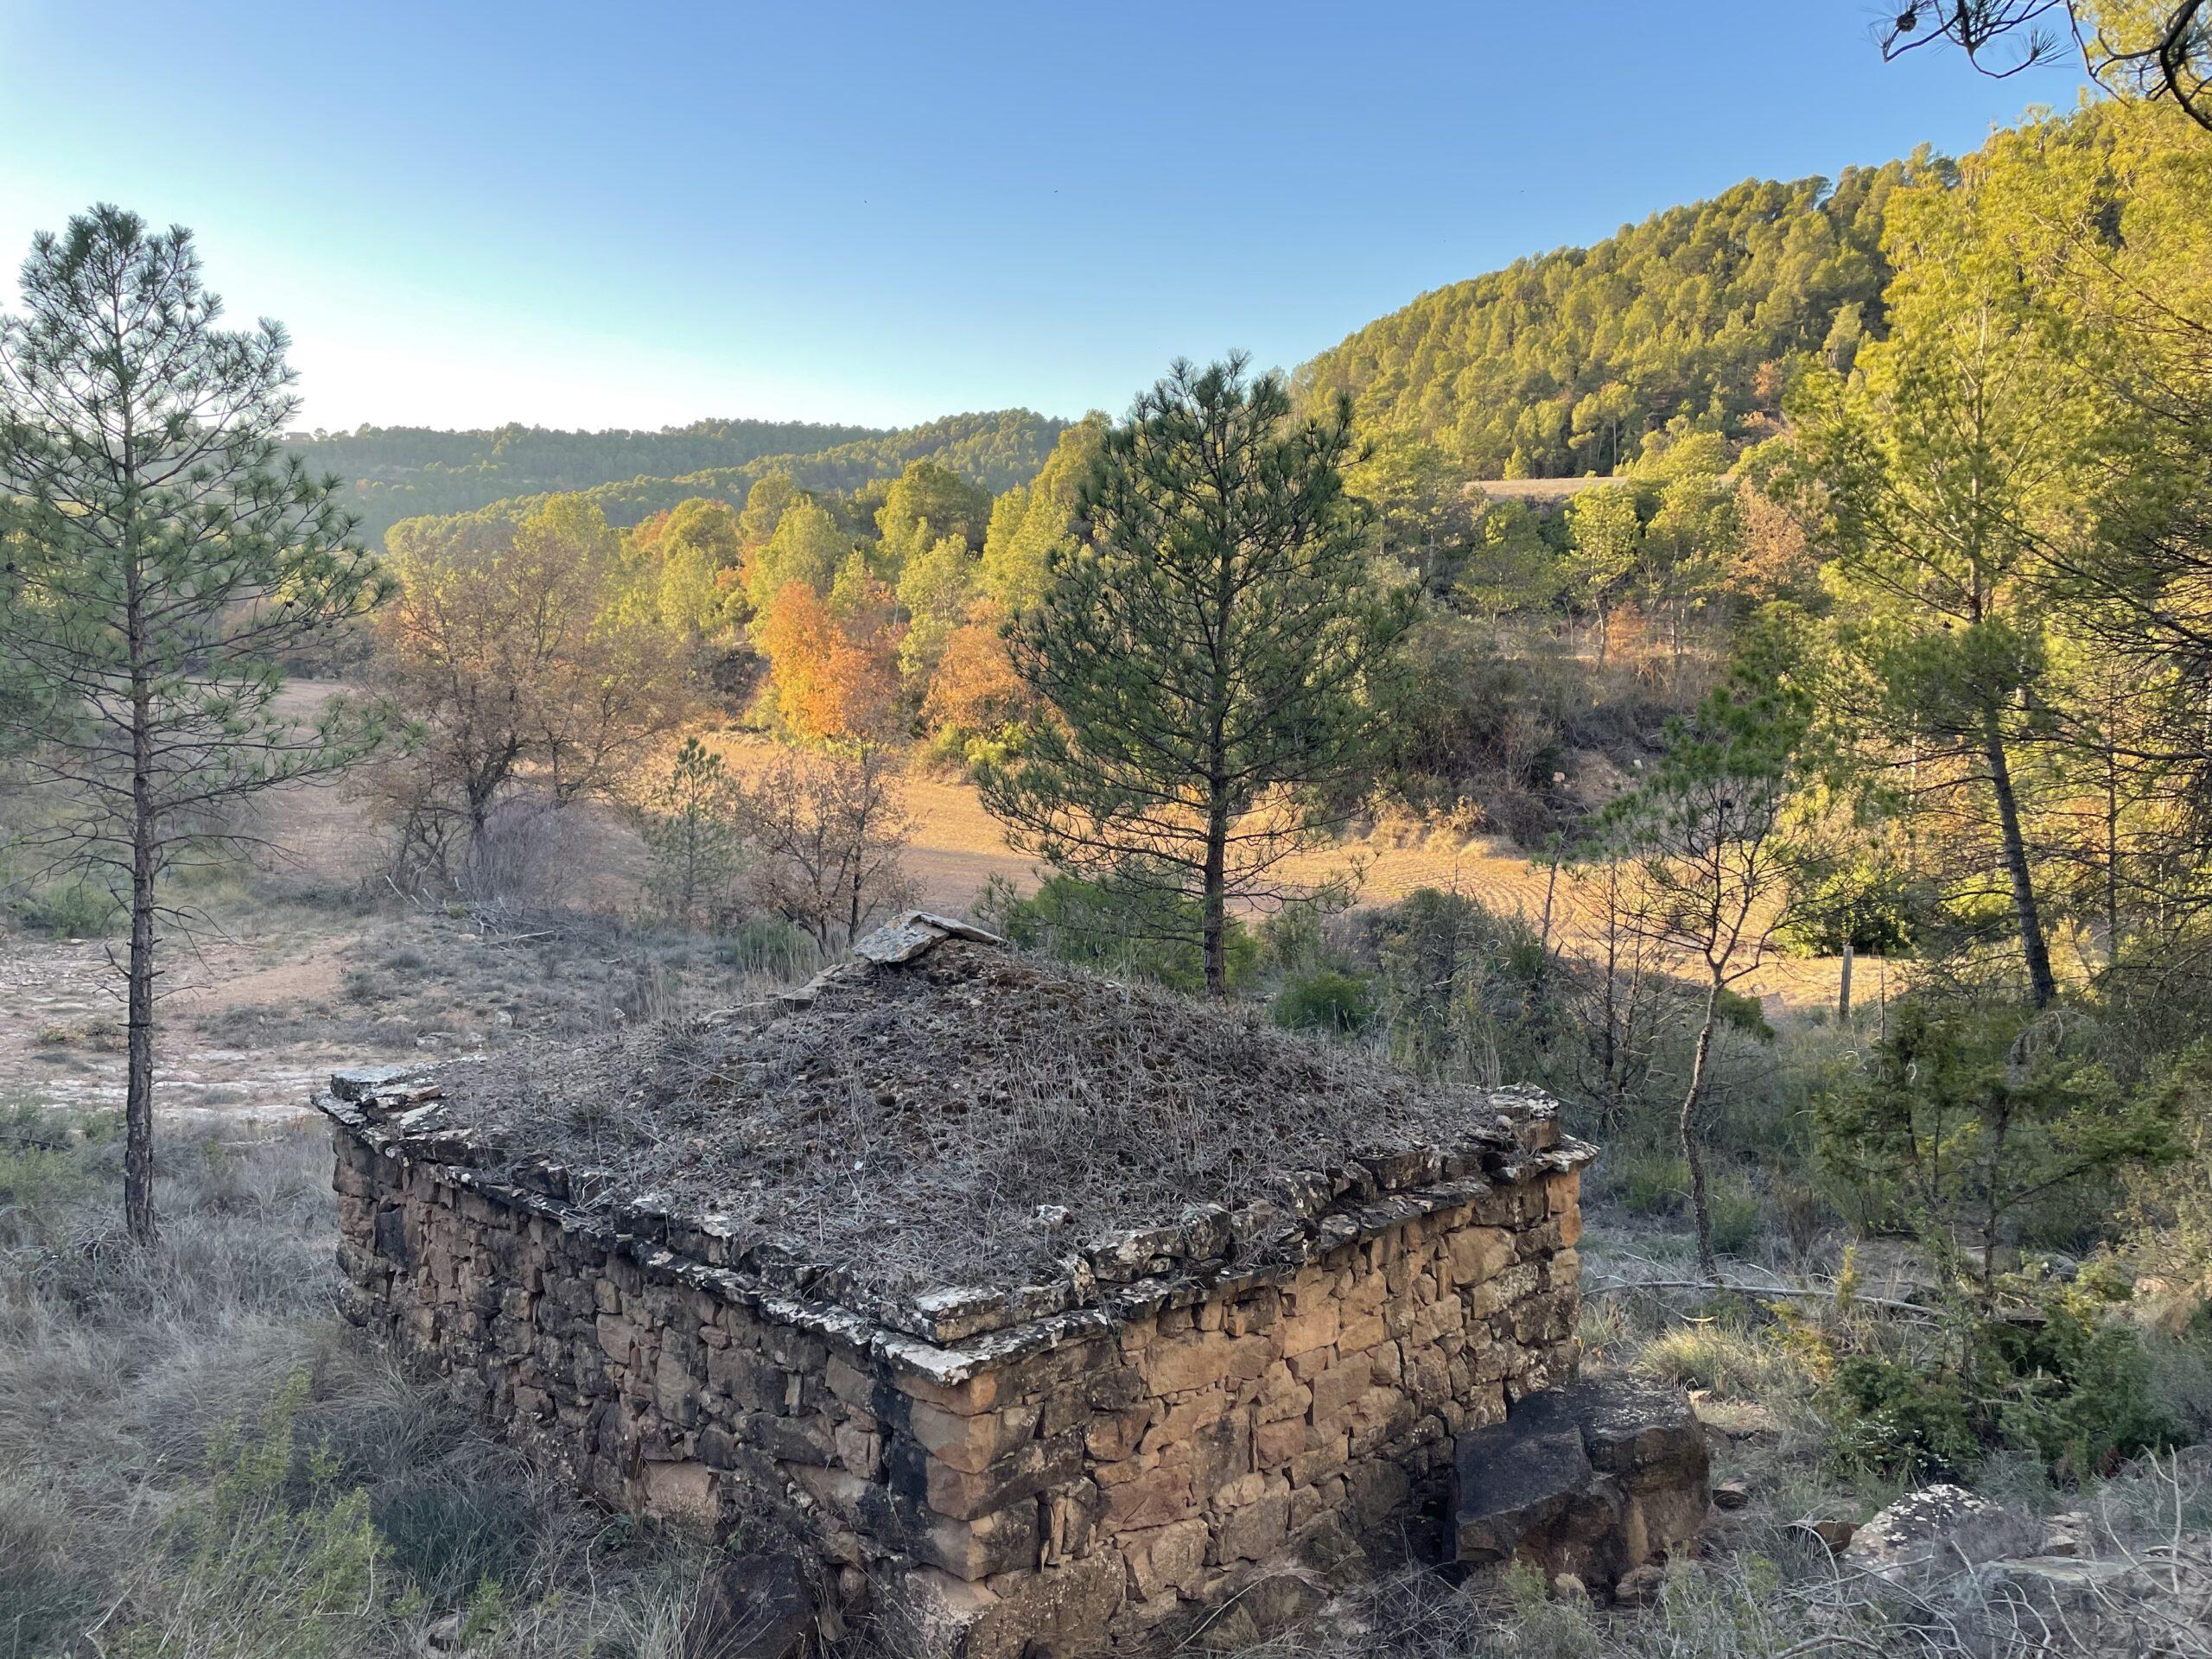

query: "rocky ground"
left=0, top=899, right=784, bottom=1128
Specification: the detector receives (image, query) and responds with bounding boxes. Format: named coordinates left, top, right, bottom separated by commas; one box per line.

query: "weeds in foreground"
left=0, top=1118, right=709, bottom=1658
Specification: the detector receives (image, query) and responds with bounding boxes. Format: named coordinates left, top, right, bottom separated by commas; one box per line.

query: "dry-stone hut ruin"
left=320, top=914, right=1707, bottom=1657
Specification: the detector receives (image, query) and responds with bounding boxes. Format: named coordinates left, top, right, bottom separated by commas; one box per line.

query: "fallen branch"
left=1589, top=1276, right=1940, bottom=1320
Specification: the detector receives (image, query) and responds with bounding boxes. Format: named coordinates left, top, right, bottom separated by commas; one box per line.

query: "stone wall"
left=322, top=1073, right=1593, bottom=1659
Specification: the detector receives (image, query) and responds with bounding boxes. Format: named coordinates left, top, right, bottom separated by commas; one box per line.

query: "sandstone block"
left=906, top=1399, right=1041, bottom=1474
left=925, top=1433, right=1083, bottom=1521
left=1103, top=1461, right=1197, bottom=1529
left=1124, top=1516, right=1209, bottom=1599
left=1217, top=1486, right=1292, bottom=1562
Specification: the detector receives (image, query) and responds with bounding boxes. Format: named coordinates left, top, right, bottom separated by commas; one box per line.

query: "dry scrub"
left=438, top=939, right=1539, bottom=1294
left=0, top=1112, right=713, bottom=1657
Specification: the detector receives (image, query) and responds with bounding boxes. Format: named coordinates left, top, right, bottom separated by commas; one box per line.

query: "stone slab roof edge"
left=849, top=910, right=1008, bottom=965
left=316, top=1071, right=1592, bottom=1376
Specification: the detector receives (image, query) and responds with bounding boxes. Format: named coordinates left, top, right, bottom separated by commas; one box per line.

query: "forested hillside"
left=283, top=416, right=885, bottom=541
left=291, top=409, right=1065, bottom=542
left=1295, top=163, right=1914, bottom=477
left=571, top=408, right=1068, bottom=529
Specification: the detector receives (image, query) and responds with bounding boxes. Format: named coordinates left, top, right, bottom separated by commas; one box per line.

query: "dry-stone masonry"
left=320, top=917, right=1604, bottom=1658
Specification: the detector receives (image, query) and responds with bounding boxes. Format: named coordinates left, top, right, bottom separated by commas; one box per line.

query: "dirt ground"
left=713, top=735, right=1851, bottom=1011
left=0, top=703, right=1847, bottom=1128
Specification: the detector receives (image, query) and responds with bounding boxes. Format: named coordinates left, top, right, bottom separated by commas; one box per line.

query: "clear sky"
left=0, top=1, right=2094, bottom=435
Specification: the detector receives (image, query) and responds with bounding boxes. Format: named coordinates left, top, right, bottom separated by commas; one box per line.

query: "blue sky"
left=0, top=1, right=2092, bottom=434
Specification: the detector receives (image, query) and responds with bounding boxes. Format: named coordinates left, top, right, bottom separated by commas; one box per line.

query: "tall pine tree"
left=0, top=207, right=385, bottom=1243
left=981, top=356, right=1410, bottom=995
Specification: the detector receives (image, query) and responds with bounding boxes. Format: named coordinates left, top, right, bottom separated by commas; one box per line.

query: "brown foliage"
left=364, top=497, right=689, bottom=892
left=921, top=602, right=1031, bottom=735
left=734, top=745, right=916, bottom=946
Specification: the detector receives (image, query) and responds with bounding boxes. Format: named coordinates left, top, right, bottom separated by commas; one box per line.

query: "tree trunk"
left=1681, top=976, right=1724, bottom=1283
left=1201, top=792, right=1229, bottom=998
left=1837, top=936, right=1854, bottom=1023
left=124, top=512, right=157, bottom=1247
left=1982, top=719, right=2057, bottom=1007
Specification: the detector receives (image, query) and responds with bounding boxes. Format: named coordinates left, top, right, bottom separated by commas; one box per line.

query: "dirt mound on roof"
left=437, top=938, right=1519, bottom=1294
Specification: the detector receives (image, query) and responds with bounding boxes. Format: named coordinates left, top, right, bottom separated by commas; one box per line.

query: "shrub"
left=713, top=912, right=817, bottom=980
left=1709, top=1177, right=1763, bottom=1259
left=9, top=877, right=120, bottom=938
left=105, top=1372, right=403, bottom=1656
left=1815, top=1276, right=2181, bottom=1484
left=1273, top=969, right=1377, bottom=1034
left=1822, top=1352, right=1982, bottom=1479
left=1615, top=1147, right=1691, bottom=1217
left=1981, top=1284, right=2174, bottom=1481
left=1350, top=887, right=1561, bottom=1084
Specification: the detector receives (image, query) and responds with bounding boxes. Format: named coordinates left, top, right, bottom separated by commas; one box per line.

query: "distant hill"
left=378, top=408, right=1070, bottom=541
left=1296, top=163, right=1917, bottom=478
left=302, top=409, right=1068, bottom=543
left=285, top=417, right=889, bottom=543
left=571, top=409, right=1069, bottom=529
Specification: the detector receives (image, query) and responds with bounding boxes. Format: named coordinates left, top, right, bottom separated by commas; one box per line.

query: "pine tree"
left=0, top=206, right=385, bottom=1243
left=981, top=356, right=1411, bottom=995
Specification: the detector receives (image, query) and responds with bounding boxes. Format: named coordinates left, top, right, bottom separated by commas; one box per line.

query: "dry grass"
left=439, top=938, right=1541, bottom=1294
left=0, top=1116, right=714, bottom=1658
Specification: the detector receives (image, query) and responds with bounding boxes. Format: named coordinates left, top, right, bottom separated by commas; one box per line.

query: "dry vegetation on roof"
left=437, top=939, right=1517, bottom=1294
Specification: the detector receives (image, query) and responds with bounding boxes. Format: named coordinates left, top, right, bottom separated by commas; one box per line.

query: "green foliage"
left=109, top=1373, right=403, bottom=1656
left=1819, top=1279, right=2178, bottom=1484
left=620, top=495, right=744, bottom=638
left=1298, top=167, right=1904, bottom=477
left=1822, top=1353, right=1984, bottom=1480
left=1777, top=854, right=1917, bottom=957
left=976, top=872, right=1259, bottom=995
left=875, top=459, right=990, bottom=563
left=896, top=531, right=980, bottom=683
left=1983, top=1283, right=2174, bottom=1479
left=283, top=416, right=883, bottom=543
left=1816, top=997, right=2180, bottom=1277
left=1272, top=969, right=1378, bottom=1034
left=979, top=416, right=1107, bottom=614
left=742, top=496, right=848, bottom=612
left=6, top=874, right=121, bottom=938
left=638, top=738, right=745, bottom=926
left=1353, top=887, right=1557, bottom=1084
left=1616, top=1147, right=1693, bottom=1217
left=300, top=410, right=1065, bottom=545
left=980, top=357, right=1412, bottom=994
left=0, top=1103, right=118, bottom=1240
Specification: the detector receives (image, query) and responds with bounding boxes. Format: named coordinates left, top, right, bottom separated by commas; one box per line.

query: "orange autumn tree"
left=753, top=576, right=903, bottom=742
left=922, top=601, right=1031, bottom=739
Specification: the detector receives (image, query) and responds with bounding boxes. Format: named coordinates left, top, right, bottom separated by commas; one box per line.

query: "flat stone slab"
left=1454, top=1375, right=1710, bottom=1594
left=851, top=911, right=1008, bottom=965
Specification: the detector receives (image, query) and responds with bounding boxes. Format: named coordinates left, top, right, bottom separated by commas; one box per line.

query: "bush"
left=714, top=912, right=818, bottom=980
left=1614, top=1147, right=1691, bottom=1217
left=1981, top=1283, right=2174, bottom=1481
left=1273, top=969, right=1377, bottom=1034
left=1823, top=1353, right=1983, bottom=1479
left=107, top=1373, right=403, bottom=1657
left=1815, top=1276, right=2182, bottom=1484
left=9, top=876, right=120, bottom=938
left=1710, top=1177, right=1763, bottom=1258
left=1351, top=887, right=1561, bottom=1084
